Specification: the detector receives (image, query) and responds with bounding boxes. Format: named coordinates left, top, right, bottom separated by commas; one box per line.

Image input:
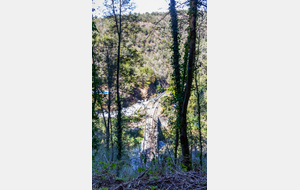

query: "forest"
left=92, top=0, right=207, bottom=189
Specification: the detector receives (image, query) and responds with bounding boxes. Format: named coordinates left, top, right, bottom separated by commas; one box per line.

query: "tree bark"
left=105, top=50, right=110, bottom=153
left=108, top=90, right=114, bottom=161
left=92, top=46, right=100, bottom=149
left=169, top=0, right=182, bottom=164
left=174, top=127, right=179, bottom=163
left=180, top=0, right=197, bottom=171
left=194, top=8, right=205, bottom=168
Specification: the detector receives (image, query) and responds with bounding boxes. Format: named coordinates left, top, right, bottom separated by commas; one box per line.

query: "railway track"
left=140, top=91, right=166, bottom=161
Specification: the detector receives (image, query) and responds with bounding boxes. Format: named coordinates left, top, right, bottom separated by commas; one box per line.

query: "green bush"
left=134, top=137, right=143, bottom=144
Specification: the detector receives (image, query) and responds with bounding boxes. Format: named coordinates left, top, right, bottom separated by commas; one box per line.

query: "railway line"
left=140, top=91, right=166, bottom=161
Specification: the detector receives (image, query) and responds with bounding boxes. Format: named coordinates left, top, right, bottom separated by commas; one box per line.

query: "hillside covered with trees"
left=92, top=0, right=207, bottom=189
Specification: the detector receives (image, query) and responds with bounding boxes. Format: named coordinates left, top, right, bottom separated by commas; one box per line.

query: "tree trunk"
left=195, top=73, right=203, bottom=167
left=92, top=52, right=98, bottom=115
left=92, top=49, right=100, bottom=149
left=104, top=50, right=111, bottom=153
left=99, top=97, right=107, bottom=135
left=174, top=127, right=179, bottom=163
left=169, top=0, right=182, bottom=164
left=108, top=88, right=113, bottom=161
left=109, top=86, right=113, bottom=162
left=180, top=0, right=197, bottom=171
left=194, top=8, right=204, bottom=168
left=114, top=0, right=123, bottom=177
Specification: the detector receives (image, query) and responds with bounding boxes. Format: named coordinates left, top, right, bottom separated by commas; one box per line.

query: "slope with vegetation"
left=92, top=0, right=207, bottom=189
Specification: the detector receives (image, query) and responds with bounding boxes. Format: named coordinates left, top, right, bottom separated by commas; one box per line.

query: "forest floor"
left=92, top=168, right=207, bottom=190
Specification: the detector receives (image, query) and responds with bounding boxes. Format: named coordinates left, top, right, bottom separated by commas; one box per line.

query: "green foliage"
left=111, top=163, right=117, bottom=169
left=149, top=176, right=158, bottom=181
left=131, top=115, right=141, bottom=123
left=115, top=177, right=126, bottom=182
left=92, top=21, right=98, bottom=32
left=138, top=166, right=145, bottom=173
left=180, top=163, right=188, bottom=172
left=94, top=12, right=175, bottom=92
left=134, top=136, right=143, bottom=144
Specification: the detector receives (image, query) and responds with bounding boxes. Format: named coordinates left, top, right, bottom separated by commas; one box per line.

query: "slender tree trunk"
left=104, top=50, right=110, bottom=153
left=169, top=0, right=182, bottom=164
left=92, top=53, right=98, bottom=113
left=181, top=37, right=190, bottom=90
left=174, top=128, right=179, bottom=163
left=112, top=0, right=123, bottom=177
left=194, top=10, right=204, bottom=168
left=180, top=0, right=197, bottom=171
left=97, top=61, right=108, bottom=150
left=107, top=53, right=114, bottom=161
left=189, top=131, right=193, bottom=165
left=111, top=126, right=114, bottom=161
left=180, top=113, right=191, bottom=170
left=108, top=89, right=113, bottom=161
left=92, top=55, right=98, bottom=149
left=116, top=31, right=122, bottom=162
left=195, top=74, right=202, bottom=167
left=99, top=97, right=107, bottom=132
left=109, top=86, right=113, bottom=162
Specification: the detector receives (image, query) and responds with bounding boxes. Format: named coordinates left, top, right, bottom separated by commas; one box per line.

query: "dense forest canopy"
left=93, top=10, right=206, bottom=107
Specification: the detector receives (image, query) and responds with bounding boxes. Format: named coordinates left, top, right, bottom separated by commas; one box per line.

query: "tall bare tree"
left=104, top=0, right=135, bottom=176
